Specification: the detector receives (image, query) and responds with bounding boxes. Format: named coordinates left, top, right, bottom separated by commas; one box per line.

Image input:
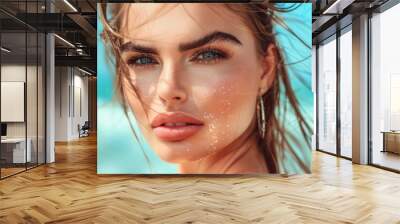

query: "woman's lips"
left=151, top=112, right=204, bottom=142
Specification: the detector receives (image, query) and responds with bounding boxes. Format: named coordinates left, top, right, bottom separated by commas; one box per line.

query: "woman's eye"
left=193, top=49, right=227, bottom=63
left=127, top=56, right=158, bottom=67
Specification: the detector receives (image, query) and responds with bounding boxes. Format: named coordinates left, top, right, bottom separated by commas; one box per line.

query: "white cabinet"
left=1, top=138, right=32, bottom=163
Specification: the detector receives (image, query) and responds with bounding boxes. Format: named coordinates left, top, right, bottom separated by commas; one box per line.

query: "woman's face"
left=119, top=3, right=274, bottom=163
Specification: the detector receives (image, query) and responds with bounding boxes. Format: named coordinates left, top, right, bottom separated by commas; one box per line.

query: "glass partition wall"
left=316, top=27, right=353, bottom=159
left=0, top=31, right=28, bottom=177
left=316, top=0, right=400, bottom=172
left=0, top=0, right=46, bottom=179
left=339, top=27, right=352, bottom=159
left=370, top=3, right=400, bottom=171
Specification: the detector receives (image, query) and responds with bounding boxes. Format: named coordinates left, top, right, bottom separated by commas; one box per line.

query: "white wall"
left=1, top=65, right=26, bottom=141
left=1, top=63, right=46, bottom=164
left=1, top=65, right=26, bottom=134
left=1, top=65, right=41, bottom=137
left=54, top=67, right=89, bottom=141
left=55, top=66, right=69, bottom=141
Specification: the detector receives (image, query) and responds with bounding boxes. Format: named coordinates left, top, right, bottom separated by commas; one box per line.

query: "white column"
left=45, top=0, right=56, bottom=163
left=352, top=14, right=369, bottom=164
left=312, top=45, right=317, bottom=150
left=46, top=32, right=55, bottom=163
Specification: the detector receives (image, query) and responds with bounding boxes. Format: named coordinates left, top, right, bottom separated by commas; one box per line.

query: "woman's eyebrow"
left=120, top=42, right=158, bottom=54
left=179, top=31, right=242, bottom=51
left=119, top=31, right=241, bottom=54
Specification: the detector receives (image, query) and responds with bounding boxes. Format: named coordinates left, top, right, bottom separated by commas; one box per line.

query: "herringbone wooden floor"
left=0, top=135, right=400, bottom=224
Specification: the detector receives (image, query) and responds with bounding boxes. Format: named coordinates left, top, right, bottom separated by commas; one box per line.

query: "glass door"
left=317, top=35, right=337, bottom=155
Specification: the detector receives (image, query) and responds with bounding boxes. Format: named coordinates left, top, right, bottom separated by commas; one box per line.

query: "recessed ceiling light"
left=77, top=67, right=93, bottom=76
left=54, top=34, right=75, bottom=48
left=63, top=0, right=78, bottom=12
left=322, top=0, right=354, bottom=15
left=1, top=47, right=11, bottom=53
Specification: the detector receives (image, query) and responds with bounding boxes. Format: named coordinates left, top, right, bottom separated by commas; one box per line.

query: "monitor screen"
left=1, top=123, right=7, bottom=137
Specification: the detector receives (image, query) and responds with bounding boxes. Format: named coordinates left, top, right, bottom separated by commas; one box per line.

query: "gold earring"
left=257, top=95, right=266, bottom=139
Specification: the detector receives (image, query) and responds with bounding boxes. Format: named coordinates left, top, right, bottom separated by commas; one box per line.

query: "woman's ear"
left=259, top=44, right=278, bottom=96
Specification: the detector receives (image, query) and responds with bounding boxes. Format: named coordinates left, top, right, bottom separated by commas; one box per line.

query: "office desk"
left=1, top=138, right=31, bottom=163
left=382, top=131, right=400, bottom=154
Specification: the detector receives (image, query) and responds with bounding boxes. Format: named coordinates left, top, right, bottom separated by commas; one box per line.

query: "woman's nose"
left=156, top=66, right=187, bottom=107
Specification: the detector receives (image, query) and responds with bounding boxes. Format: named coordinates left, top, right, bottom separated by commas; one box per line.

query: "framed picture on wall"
left=1, top=81, right=25, bottom=122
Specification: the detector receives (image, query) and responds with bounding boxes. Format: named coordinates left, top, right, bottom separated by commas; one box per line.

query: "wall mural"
left=97, top=3, right=313, bottom=174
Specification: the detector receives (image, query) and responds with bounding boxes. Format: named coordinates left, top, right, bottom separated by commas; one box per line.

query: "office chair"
left=79, top=121, right=90, bottom=138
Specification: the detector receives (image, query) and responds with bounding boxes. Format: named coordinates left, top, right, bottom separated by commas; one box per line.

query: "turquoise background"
left=97, top=3, right=313, bottom=174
